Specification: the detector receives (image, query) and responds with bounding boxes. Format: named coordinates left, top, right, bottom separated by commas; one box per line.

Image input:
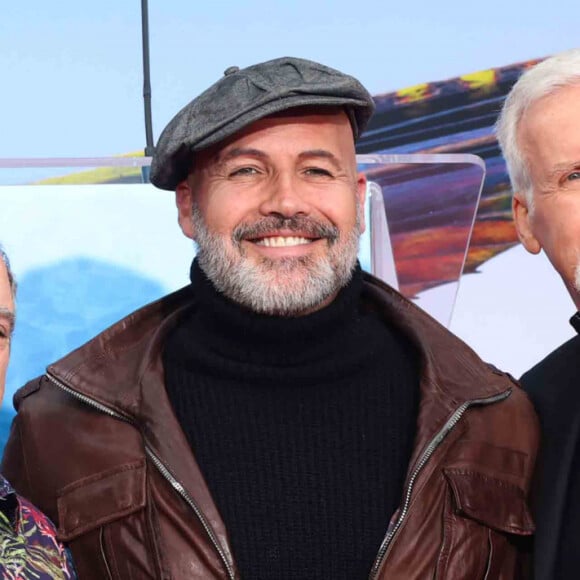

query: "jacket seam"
left=103, top=524, right=121, bottom=579
left=145, top=476, right=168, bottom=579
left=445, top=469, right=527, bottom=491
left=56, top=459, right=145, bottom=497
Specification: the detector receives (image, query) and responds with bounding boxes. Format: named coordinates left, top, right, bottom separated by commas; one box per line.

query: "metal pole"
left=141, top=0, right=155, bottom=175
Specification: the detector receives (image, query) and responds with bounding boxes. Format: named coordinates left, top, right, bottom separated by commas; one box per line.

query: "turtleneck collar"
left=172, top=260, right=366, bottom=374
left=185, top=259, right=364, bottom=367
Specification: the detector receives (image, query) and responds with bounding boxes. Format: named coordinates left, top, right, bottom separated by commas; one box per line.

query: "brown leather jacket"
left=1, top=273, right=538, bottom=579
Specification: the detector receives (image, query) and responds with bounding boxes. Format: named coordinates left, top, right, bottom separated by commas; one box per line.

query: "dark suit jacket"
left=521, top=314, right=580, bottom=580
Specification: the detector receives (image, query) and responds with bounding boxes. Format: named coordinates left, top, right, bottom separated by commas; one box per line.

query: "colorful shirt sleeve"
left=0, top=494, right=76, bottom=579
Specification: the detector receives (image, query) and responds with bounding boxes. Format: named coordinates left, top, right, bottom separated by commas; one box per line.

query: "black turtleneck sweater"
left=163, top=261, right=420, bottom=580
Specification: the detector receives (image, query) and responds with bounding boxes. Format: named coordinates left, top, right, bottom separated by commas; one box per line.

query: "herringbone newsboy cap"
left=150, top=56, right=375, bottom=190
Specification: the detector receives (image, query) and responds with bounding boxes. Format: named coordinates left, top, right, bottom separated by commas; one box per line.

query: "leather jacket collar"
left=43, top=272, right=513, bottom=476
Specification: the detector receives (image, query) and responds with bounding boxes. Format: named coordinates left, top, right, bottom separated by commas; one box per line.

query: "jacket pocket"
left=56, top=460, right=162, bottom=579
left=57, top=460, right=146, bottom=540
left=435, top=468, right=533, bottom=579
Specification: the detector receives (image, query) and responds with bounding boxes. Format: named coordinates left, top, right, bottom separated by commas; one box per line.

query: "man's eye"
left=305, top=167, right=333, bottom=177
left=230, top=167, right=259, bottom=177
left=567, top=171, right=580, bottom=181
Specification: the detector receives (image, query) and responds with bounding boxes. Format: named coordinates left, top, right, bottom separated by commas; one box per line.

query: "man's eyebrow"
left=548, top=161, right=580, bottom=178
left=297, top=149, right=342, bottom=170
left=0, top=307, right=15, bottom=333
left=217, top=147, right=269, bottom=164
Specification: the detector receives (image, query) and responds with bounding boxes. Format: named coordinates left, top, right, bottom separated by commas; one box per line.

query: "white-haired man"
left=496, top=47, right=580, bottom=580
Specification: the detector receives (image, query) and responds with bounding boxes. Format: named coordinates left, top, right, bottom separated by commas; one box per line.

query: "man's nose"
left=258, top=174, right=311, bottom=218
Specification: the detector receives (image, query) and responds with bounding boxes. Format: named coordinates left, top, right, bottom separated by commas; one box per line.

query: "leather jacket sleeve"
left=2, top=410, right=33, bottom=500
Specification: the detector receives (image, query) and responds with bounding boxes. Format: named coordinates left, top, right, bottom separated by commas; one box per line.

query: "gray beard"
left=192, top=205, right=362, bottom=316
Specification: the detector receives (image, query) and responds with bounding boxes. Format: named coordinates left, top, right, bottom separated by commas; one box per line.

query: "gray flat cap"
left=150, top=56, right=375, bottom=190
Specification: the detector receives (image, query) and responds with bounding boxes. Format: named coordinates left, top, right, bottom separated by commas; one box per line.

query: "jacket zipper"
left=46, top=372, right=237, bottom=580
left=368, top=389, right=512, bottom=580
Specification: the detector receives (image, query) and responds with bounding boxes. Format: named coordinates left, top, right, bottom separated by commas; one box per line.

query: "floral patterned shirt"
left=0, top=474, right=76, bottom=579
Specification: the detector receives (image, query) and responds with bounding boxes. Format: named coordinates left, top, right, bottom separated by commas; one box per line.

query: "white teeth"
left=255, top=236, right=313, bottom=247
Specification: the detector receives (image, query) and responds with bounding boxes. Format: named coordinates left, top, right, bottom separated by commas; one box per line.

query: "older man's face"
left=175, top=110, right=367, bottom=315
left=513, top=84, right=580, bottom=309
left=0, top=260, right=14, bottom=403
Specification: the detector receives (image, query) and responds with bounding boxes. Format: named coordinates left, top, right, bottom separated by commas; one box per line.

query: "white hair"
left=496, top=48, right=580, bottom=204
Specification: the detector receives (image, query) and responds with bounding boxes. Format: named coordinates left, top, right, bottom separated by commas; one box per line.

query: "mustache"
left=233, top=216, right=340, bottom=244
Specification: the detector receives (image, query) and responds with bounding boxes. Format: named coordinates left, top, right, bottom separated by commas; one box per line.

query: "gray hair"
left=495, top=48, right=580, bottom=204
left=0, top=244, right=17, bottom=300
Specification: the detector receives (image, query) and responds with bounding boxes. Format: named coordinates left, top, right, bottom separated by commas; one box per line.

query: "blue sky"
left=1, top=1, right=577, bottom=160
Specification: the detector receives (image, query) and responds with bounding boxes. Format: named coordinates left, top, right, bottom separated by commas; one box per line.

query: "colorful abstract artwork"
left=357, top=58, right=542, bottom=295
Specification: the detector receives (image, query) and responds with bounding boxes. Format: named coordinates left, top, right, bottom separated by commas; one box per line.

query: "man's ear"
left=356, top=173, right=367, bottom=234
left=512, top=192, right=541, bottom=254
left=175, top=180, right=195, bottom=240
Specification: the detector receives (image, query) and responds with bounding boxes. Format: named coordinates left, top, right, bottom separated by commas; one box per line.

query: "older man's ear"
left=512, top=192, right=541, bottom=255
left=175, top=180, right=195, bottom=240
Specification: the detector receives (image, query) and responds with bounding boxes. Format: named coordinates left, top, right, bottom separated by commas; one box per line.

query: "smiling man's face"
left=175, top=109, right=367, bottom=316
left=0, top=258, right=15, bottom=403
